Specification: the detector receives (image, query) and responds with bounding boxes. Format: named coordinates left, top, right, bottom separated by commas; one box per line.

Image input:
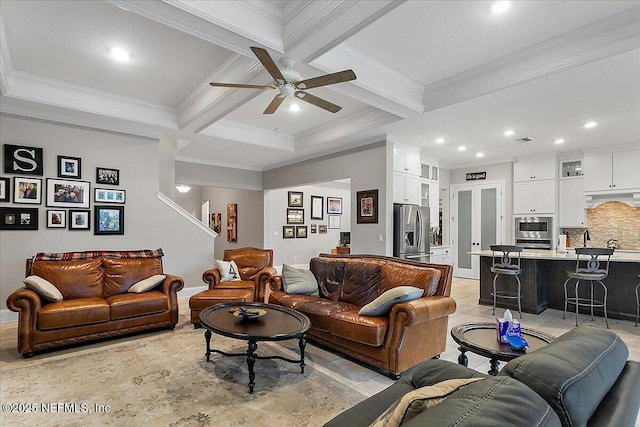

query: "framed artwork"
left=286, top=208, right=304, bottom=224
left=96, top=167, right=119, bottom=185
left=13, top=177, right=42, bottom=205
left=318, top=224, right=327, bottom=234
left=328, top=214, right=341, bottom=229
left=210, top=212, right=222, bottom=234
left=310, top=224, right=317, bottom=234
left=94, top=205, right=124, bottom=235
left=0, top=207, right=38, bottom=230
left=227, top=203, right=237, bottom=242
left=288, top=191, right=303, bottom=207
left=310, top=195, right=324, bottom=220
left=327, top=197, right=342, bottom=214
left=46, top=210, right=66, bottom=229
left=283, top=225, right=295, bottom=239
left=3, top=144, right=43, bottom=176
left=95, top=188, right=126, bottom=204
left=57, top=155, right=81, bottom=179
left=296, top=226, right=307, bottom=238
left=0, top=177, right=9, bottom=202
left=357, top=189, right=379, bottom=224
left=46, top=178, right=90, bottom=208
left=69, top=210, right=90, bottom=230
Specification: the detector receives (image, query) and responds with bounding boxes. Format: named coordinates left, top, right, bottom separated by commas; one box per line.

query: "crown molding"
left=4, top=71, right=178, bottom=129
left=198, top=118, right=295, bottom=152
left=423, top=7, right=640, bottom=113
left=0, top=13, right=12, bottom=95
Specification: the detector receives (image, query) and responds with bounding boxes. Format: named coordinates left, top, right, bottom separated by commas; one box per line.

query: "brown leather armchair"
left=190, top=247, right=276, bottom=326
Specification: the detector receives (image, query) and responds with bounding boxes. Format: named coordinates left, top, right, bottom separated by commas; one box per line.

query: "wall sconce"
left=176, top=184, right=191, bottom=193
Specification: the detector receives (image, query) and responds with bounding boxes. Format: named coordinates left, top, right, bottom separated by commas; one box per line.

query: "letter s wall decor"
left=3, top=144, right=44, bottom=176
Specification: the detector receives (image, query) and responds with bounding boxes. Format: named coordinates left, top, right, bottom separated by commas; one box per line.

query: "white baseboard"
left=178, top=285, right=207, bottom=298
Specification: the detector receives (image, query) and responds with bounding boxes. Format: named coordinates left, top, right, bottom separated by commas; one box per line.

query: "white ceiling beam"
left=198, top=118, right=295, bottom=151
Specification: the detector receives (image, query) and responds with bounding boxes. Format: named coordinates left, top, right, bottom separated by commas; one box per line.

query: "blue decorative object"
left=507, top=334, right=529, bottom=352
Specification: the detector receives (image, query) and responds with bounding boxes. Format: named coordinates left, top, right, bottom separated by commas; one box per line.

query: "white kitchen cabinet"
left=421, top=180, right=439, bottom=227
left=559, top=178, right=586, bottom=227
left=584, top=150, right=640, bottom=192
left=393, top=145, right=421, bottom=176
left=513, top=180, right=556, bottom=214
left=514, top=159, right=556, bottom=182
left=393, top=172, right=420, bottom=204
left=430, top=246, right=452, bottom=264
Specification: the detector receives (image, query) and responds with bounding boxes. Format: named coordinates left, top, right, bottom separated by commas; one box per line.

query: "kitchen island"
left=471, top=249, right=640, bottom=321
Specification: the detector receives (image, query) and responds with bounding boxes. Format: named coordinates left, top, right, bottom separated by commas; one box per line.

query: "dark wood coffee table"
left=451, top=322, right=555, bottom=376
left=199, top=302, right=311, bottom=393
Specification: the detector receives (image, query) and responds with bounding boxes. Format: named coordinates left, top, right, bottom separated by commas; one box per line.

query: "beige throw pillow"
left=370, top=378, right=483, bottom=427
left=128, top=274, right=166, bottom=293
left=216, top=259, right=242, bottom=282
left=24, top=275, right=63, bottom=302
left=358, top=286, right=424, bottom=316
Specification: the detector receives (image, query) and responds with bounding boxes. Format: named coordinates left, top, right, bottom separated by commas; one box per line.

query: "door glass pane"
left=480, top=188, right=497, bottom=250
left=457, top=190, right=472, bottom=269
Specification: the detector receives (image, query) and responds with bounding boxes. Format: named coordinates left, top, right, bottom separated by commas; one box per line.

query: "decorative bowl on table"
left=231, top=306, right=267, bottom=322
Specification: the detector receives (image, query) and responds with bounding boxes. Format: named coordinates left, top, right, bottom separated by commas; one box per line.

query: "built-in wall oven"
left=515, top=216, right=553, bottom=249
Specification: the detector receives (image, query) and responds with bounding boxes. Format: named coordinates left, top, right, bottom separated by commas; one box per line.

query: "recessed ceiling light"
left=458, top=146, right=467, bottom=152
left=435, top=138, right=445, bottom=144
left=584, top=121, right=597, bottom=128
left=554, top=138, right=565, bottom=144
left=110, top=47, right=130, bottom=62
left=503, top=130, right=514, bottom=136
left=492, top=1, right=511, bottom=14
left=476, top=152, right=485, bottom=158
left=289, top=103, right=301, bottom=112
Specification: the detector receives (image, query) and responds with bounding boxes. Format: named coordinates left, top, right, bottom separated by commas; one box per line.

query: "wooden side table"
left=450, top=322, right=555, bottom=376
left=331, top=246, right=350, bottom=255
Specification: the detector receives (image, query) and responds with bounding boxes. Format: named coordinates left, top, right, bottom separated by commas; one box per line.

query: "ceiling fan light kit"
left=209, top=47, right=357, bottom=115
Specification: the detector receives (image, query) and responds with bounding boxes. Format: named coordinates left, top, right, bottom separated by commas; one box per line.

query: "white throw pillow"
left=282, top=264, right=319, bottom=295
left=128, top=274, right=166, bottom=293
left=24, top=275, right=63, bottom=302
left=216, top=259, right=242, bottom=282
left=358, top=286, right=424, bottom=316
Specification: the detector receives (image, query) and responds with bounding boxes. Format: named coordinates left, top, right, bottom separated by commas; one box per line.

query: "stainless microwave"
left=515, top=216, right=552, bottom=249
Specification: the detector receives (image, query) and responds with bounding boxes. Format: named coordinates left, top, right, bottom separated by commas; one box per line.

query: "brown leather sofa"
left=190, top=247, right=276, bottom=326
left=6, top=250, right=184, bottom=357
left=266, top=254, right=456, bottom=378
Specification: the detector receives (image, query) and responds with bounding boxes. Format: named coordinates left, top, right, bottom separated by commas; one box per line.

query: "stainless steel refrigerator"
left=393, top=204, right=430, bottom=262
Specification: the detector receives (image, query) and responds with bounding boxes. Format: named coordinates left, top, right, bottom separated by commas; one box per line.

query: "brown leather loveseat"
left=6, top=249, right=184, bottom=357
left=266, top=254, right=455, bottom=378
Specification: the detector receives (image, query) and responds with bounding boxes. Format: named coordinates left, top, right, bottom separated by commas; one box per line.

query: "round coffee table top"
left=199, top=302, right=310, bottom=342
left=451, top=322, right=555, bottom=362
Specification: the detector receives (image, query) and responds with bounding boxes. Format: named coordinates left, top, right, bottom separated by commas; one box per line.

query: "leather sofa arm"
left=161, top=274, right=184, bottom=326
left=389, top=296, right=457, bottom=327
left=6, top=287, right=42, bottom=355
left=202, top=268, right=221, bottom=289
left=254, top=266, right=277, bottom=302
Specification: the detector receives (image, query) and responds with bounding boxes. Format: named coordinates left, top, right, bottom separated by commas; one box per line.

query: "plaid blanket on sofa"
left=33, top=248, right=164, bottom=261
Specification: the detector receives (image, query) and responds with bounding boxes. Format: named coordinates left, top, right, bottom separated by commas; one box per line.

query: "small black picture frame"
left=3, top=144, right=43, bottom=176
left=96, top=167, right=119, bottom=186
left=286, top=208, right=304, bottom=224
left=288, top=191, right=303, bottom=207
left=69, top=210, right=91, bottom=230
left=94, top=205, right=124, bottom=235
left=0, top=207, right=39, bottom=230
left=283, top=225, right=295, bottom=239
left=46, top=210, right=66, bottom=229
left=310, top=195, right=324, bottom=220
left=295, top=226, right=307, bottom=238
left=57, top=155, right=82, bottom=179
left=0, top=177, right=10, bottom=202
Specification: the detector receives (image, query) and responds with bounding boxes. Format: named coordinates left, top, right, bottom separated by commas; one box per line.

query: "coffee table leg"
left=247, top=340, right=257, bottom=394
left=299, top=335, right=307, bottom=374
left=204, top=329, right=212, bottom=362
left=457, top=347, right=468, bottom=366
left=489, top=358, right=500, bottom=376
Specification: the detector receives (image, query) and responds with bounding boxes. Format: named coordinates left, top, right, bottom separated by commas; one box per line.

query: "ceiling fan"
left=210, top=47, right=356, bottom=114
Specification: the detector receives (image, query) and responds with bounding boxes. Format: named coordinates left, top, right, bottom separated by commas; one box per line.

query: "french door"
left=451, top=181, right=504, bottom=279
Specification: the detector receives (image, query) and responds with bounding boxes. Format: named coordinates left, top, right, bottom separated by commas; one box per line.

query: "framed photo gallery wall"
left=282, top=191, right=345, bottom=239
left=1, top=143, right=126, bottom=233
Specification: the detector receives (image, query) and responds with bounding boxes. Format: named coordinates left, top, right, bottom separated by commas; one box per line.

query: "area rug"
left=0, top=322, right=366, bottom=426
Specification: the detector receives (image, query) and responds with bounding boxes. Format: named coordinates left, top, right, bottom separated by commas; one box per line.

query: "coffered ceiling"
left=1, top=0, right=639, bottom=172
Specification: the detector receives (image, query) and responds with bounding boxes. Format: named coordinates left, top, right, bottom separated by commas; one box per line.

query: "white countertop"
left=471, top=249, right=640, bottom=263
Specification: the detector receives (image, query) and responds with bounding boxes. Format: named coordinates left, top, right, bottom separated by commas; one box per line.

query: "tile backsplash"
left=563, top=201, right=640, bottom=250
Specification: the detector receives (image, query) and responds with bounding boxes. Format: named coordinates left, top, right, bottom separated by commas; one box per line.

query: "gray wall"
left=0, top=116, right=215, bottom=316
left=176, top=161, right=262, bottom=190
left=264, top=142, right=389, bottom=256
left=264, top=182, right=351, bottom=266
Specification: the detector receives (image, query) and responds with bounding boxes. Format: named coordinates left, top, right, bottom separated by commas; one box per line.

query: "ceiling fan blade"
left=263, top=94, right=285, bottom=114
left=250, top=46, right=285, bottom=83
left=295, top=91, right=341, bottom=113
left=295, top=70, right=356, bottom=90
left=210, top=82, right=276, bottom=89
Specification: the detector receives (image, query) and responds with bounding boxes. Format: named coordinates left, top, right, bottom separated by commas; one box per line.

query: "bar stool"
left=489, top=245, right=523, bottom=319
left=635, top=274, right=639, bottom=327
left=563, top=248, right=614, bottom=328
